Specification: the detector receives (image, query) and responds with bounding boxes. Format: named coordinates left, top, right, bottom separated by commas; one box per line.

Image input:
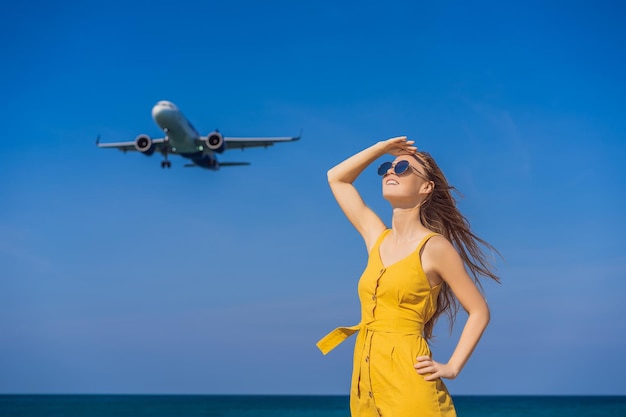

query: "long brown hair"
left=413, top=151, right=501, bottom=340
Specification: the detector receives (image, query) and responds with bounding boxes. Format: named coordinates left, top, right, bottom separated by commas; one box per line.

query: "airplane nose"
left=152, top=104, right=174, bottom=127
left=151, top=104, right=163, bottom=120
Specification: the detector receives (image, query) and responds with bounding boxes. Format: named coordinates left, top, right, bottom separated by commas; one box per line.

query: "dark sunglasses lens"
left=394, top=160, right=410, bottom=175
left=377, top=162, right=393, bottom=176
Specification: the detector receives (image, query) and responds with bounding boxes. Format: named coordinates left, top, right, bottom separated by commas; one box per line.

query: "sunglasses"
left=377, top=160, right=425, bottom=177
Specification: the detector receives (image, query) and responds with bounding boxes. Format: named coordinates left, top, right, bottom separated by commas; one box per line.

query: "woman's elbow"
left=479, top=303, right=491, bottom=326
left=469, top=302, right=490, bottom=326
left=327, top=168, right=335, bottom=183
left=327, top=167, right=341, bottom=184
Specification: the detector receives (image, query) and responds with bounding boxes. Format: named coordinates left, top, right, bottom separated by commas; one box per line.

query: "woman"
left=317, top=137, right=500, bottom=417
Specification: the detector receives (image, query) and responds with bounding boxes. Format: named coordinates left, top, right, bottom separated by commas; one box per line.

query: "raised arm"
left=327, top=136, right=417, bottom=251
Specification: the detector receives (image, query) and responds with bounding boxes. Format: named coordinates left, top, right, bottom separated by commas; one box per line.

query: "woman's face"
left=381, top=155, right=431, bottom=206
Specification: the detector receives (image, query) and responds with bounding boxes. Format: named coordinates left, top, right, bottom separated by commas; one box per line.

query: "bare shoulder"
left=422, top=234, right=465, bottom=279
left=424, top=234, right=457, bottom=257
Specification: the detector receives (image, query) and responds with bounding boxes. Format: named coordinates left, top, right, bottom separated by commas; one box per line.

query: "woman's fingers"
left=389, top=144, right=417, bottom=156
left=414, top=356, right=432, bottom=371
left=424, top=371, right=439, bottom=381
left=401, top=146, right=418, bottom=153
left=381, top=136, right=418, bottom=156
left=388, top=136, right=408, bottom=142
left=415, top=356, right=440, bottom=379
left=386, top=137, right=412, bottom=147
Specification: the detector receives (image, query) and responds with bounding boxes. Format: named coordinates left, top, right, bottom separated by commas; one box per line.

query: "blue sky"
left=1, top=0, right=625, bottom=395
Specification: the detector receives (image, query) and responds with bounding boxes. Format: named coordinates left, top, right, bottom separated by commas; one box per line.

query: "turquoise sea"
left=1, top=395, right=625, bottom=417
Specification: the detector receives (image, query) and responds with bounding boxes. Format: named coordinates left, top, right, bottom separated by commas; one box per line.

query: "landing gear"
left=160, top=148, right=171, bottom=169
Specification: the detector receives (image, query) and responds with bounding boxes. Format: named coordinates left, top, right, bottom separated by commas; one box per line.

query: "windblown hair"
left=412, top=151, right=501, bottom=340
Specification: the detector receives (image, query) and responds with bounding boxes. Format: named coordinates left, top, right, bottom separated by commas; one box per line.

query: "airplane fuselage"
left=151, top=101, right=202, bottom=154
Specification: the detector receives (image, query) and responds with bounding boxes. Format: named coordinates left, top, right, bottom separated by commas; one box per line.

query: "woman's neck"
left=390, top=206, right=428, bottom=242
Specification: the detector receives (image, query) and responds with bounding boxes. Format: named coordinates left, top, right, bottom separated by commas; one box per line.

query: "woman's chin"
left=383, top=190, right=418, bottom=206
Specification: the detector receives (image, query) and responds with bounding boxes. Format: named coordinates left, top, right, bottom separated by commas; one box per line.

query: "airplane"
left=96, top=100, right=300, bottom=169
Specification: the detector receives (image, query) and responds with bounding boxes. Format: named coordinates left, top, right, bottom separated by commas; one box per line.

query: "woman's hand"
left=414, top=356, right=459, bottom=381
left=379, top=136, right=417, bottom=157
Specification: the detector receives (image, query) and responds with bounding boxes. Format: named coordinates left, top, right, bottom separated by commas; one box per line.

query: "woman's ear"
left=421, top=180, right=434, bottom=195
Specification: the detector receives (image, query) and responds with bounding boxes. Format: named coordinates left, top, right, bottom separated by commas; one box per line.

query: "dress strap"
left=416, top=232, right=441, bottom=255
left=369, top=229, right=391, bottom=255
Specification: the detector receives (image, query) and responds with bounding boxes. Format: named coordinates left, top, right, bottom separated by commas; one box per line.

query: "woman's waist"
left=362, top=317, right=425, bottom=335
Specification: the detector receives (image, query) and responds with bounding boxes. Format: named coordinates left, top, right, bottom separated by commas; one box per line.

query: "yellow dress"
left=317, top=230, right=456, bottom=417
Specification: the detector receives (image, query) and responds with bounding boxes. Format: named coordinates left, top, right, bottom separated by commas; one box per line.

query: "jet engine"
left=134, top=134, right=155, bottom=155
left=205, top=131, right=225, bottom=153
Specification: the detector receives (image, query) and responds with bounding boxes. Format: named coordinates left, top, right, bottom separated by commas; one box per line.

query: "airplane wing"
left=96, top=137, right=168, bottom=152
left=224, top=135, right=300, bottom=151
